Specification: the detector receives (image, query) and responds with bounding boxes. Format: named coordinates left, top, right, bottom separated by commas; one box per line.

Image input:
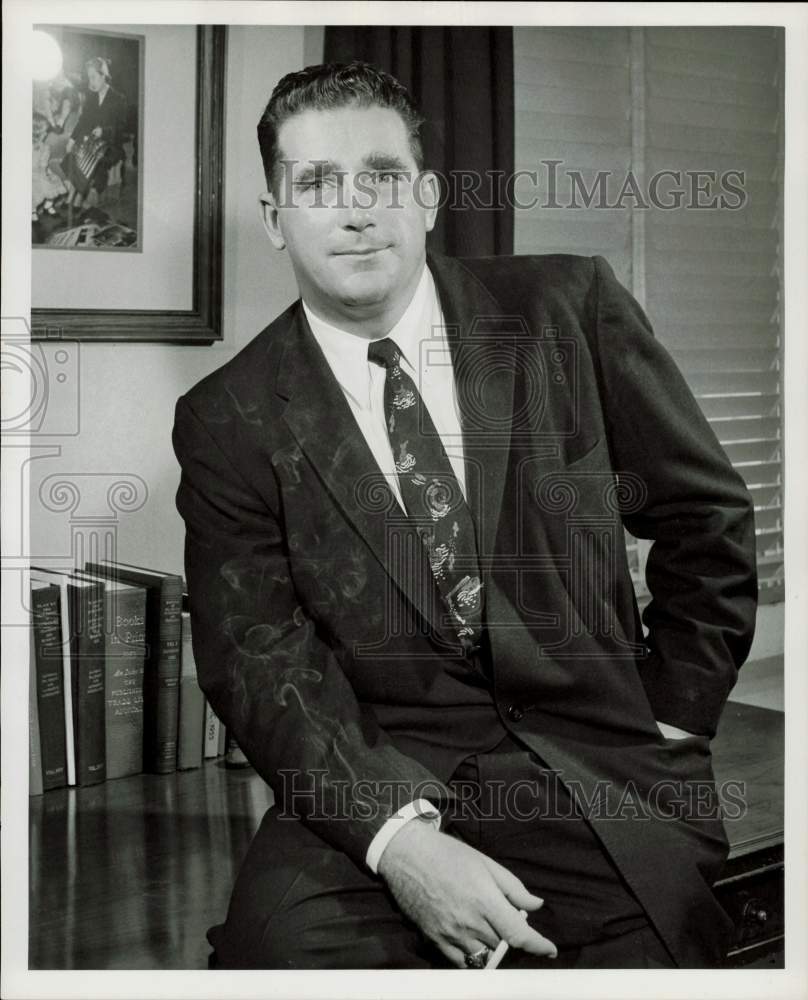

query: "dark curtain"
left=323, top=26, right=514, bottom=257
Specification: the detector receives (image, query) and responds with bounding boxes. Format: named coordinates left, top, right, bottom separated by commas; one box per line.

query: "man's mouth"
left=333, top=245, right=390, bottom=257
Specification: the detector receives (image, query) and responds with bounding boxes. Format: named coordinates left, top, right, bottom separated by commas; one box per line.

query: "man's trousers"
left=206, top=733, right=692, bottom=969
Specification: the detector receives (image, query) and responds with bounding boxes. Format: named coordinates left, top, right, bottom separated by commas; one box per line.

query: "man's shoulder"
left=456, top=251, right=597, bottom=278
left=452, top=252, right=601, bottom=308
left=180, top=300, right=299, bottom=416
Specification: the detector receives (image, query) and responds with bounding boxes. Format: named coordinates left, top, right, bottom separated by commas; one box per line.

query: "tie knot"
left=367, top=337, right=401, bottom=370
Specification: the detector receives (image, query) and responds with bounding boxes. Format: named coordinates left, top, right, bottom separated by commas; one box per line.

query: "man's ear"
left=259, top=191, right=286, bottom=250
left=417, top=171, right=440, bottom=234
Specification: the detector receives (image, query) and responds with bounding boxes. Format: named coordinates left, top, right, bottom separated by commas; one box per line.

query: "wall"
left=29, top=26, right=303, bottom=578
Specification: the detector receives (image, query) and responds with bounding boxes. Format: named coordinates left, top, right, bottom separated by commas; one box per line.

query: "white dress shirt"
left=301, top=263, right=694, bottom=873
left=303, top=264, right=466, bottom=512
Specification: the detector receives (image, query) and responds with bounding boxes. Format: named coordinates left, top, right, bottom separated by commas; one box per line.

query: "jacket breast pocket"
left=514, top=434, right=644, bottom=645
left=532, top=436, right=615, bottom=519
left=531, top=434, right=648, bottom=522
left=564, top=434, right=607, bottom=470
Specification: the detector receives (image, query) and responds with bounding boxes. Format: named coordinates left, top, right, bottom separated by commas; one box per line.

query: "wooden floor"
left=29, top=701, right=784, bottom=970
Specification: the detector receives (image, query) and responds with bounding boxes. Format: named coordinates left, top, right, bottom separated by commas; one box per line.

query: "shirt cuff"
left=655, top=720, right=698, bottom=740
left=365, top=798, right=442, bottom=874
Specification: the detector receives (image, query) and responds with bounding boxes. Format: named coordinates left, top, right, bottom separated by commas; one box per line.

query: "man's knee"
left=209, top=807, right=437, bottom=969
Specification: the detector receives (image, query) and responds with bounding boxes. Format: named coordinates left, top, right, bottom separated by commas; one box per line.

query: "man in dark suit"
left=172, top=62, right=757, bottom=970
left=63, top=57, right=127, bottom=202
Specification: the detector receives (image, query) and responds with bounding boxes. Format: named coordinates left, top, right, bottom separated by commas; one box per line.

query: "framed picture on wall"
left=31, top=24, right=225, bottom=343
left=32, top=26, right=143, bottom=252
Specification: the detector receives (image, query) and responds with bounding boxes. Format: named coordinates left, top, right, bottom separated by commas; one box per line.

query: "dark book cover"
left=76, top=571, right=147, bottom=780
left=29, top=604, right=44, bottom=796
left=177, top=611, right=205, bottom=770
left=85, top=561, right=183, bottom=774
left=30, top=570, right=76, bottom=784
left=30, top=580, right=66, bottom=791
left=68, top=576, right=107, bottom=786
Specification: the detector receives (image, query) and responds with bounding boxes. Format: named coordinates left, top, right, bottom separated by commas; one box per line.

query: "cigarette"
left=485, top=909, right=527, bottom=969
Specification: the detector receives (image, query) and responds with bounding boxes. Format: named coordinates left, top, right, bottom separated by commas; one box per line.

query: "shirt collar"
left=302, top=263, right=436, bottom=409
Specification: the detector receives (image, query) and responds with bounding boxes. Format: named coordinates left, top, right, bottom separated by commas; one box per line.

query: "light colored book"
left=30, top=569, right=78, bottom=785
left=203, top=699, right=221, bottom=759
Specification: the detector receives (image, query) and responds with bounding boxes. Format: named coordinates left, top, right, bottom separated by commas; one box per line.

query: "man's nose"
left=344, top=214, right=374, bottom=232
left=340, top=174, right=376, bottom=231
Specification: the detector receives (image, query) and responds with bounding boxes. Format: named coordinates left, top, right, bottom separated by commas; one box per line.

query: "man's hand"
left=377, top=818, right=557, bottom=968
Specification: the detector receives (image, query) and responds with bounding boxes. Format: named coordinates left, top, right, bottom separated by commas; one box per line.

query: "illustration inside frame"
left=32, top=26, right=143, bottom=251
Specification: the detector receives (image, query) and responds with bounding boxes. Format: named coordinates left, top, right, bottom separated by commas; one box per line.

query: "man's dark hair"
left=257, top=61, right=425, bottom=193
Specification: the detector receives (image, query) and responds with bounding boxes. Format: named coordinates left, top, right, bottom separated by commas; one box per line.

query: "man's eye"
left=375, top=171, right=402, bottom=184
left=295, top=177, right=333, bottom=190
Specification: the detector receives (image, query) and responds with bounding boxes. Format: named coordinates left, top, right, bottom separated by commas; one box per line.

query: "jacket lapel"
left=276, top=304, right=462, bottom=653
left=427, top=254, right=518, bottom=557
left=274, top=253, right=525, bottom=648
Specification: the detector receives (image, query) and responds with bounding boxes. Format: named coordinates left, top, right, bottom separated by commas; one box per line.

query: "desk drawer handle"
left=743, top=901, right=769, bottom=925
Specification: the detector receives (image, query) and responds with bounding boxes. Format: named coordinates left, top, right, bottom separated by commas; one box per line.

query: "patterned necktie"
left=368, top=337, right=484, bottom=652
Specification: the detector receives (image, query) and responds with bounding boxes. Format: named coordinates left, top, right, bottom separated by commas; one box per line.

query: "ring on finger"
left=463, top=946, right=491, bottom=969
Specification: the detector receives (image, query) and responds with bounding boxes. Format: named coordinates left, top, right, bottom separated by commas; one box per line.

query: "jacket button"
left=507, top=704, right=524, bottom=723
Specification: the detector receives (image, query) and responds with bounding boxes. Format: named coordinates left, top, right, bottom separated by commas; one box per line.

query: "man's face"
left=261, top=104, right=438, bottom=331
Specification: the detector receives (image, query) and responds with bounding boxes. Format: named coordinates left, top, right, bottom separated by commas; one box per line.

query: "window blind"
left=643, top=27, right=784, bottom=599
left=513, top=27, right=634, bottom=287
left=514, top=25, right=784, bottom=601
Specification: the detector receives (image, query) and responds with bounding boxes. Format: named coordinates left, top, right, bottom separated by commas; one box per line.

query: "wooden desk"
left=710, top=701, right=785, bottom=966
left=29, top=762, right=273, bottom=969
left=29, top=701, right=784, bottom=969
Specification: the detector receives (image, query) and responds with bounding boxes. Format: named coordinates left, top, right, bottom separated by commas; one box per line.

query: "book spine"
left=105, top=588, right=146, bottom=780
left=29, top=632, right=44, bottom=796
left=177, top=612, right=205, bottom=770
left=70, top=582, right=106, bottom=786
left=32, top=585, right=67, bottom=790
left=203, top=700, right=221, bottom=759
left=178, top=675, right=206, bottom=770
left=57, top=580, right=77, bottom=786
left=149, top=579, right=183, bottom=774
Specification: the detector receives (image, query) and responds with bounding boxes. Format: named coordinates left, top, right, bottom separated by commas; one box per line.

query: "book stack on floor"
left=28, top=560, right=248, bottom=794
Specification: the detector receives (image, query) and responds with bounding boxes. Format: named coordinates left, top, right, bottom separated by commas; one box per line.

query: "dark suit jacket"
left=172, top=253, right=757, bottom=966
left=75, top=86, right=127, bottom=148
